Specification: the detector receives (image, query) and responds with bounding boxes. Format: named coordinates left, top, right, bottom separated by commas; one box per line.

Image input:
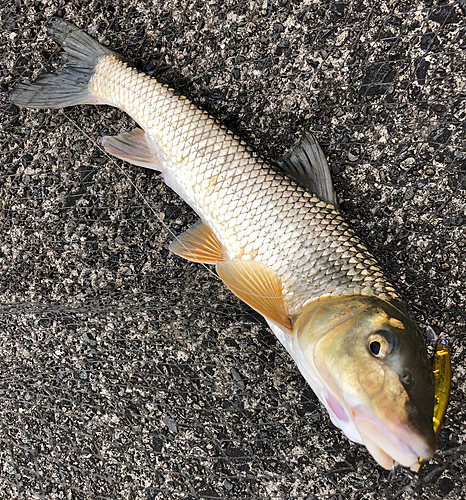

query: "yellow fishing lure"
left=418, top=338, right=451, bottom=471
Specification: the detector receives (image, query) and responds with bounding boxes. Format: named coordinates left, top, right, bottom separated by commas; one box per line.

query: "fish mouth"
left=350, top=404, right=436, bottom=471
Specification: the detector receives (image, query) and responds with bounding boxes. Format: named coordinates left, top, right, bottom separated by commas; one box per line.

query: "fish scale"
left=89, top=55, right=399, bottom=317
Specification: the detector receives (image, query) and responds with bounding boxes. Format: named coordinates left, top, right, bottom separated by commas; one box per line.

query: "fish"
left=10, top=18, right=438, bottom=471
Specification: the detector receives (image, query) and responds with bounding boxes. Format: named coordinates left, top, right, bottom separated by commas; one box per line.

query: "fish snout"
left=407, top=408, right=437, bottom=461
left=351, top=404, right=436, bottom=471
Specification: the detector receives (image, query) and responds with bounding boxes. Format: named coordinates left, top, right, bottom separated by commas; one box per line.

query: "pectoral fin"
left=169, top=221, right=225, bottom=263
left=216, top=260, right=292, bottom=332
left=102, top=128, right=162, bottom=170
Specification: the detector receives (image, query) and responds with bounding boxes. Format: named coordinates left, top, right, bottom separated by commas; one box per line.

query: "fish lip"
left=349, top=404, right=435, bottom=469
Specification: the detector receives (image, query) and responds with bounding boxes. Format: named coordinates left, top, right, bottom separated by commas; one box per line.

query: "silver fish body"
left=10, top=18, right=437, bottom=471
left=91, top=54, right=400, bottom=318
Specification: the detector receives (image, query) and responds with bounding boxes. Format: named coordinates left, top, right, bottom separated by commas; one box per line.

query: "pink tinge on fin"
left=102, top=128, right=162, bottom=170
left=216, top=260, right=292, bottom=332
left=169, top=221, right=225, bottom=264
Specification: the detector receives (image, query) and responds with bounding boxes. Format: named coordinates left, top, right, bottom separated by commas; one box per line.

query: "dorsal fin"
left=169, top=220, right=225, bottom=263
left=275, top=132, right=338, bottom=206
left=216, top=260, right=292, bottom=333
left=102, top=128, right=162, bottom=170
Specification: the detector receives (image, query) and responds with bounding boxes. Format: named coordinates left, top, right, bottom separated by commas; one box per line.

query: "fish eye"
left=367, top=330, right=395, bottom=358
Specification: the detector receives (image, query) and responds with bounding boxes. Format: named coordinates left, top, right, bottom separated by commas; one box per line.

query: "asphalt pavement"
left=0, top=1, right=465, bottom=499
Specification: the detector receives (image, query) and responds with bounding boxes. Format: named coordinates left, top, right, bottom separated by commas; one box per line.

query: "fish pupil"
left=370, top=340, right=381, bottom=355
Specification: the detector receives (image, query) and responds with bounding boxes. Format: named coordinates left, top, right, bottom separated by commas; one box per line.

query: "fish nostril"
left=400, top=370, right=414, bottom=388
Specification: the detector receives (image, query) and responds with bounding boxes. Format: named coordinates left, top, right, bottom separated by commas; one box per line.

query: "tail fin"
left=10, top=17, right=116, bottom=109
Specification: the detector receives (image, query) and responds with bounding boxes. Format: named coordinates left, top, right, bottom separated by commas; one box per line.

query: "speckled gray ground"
left=0, top=0, right=465, bottom=499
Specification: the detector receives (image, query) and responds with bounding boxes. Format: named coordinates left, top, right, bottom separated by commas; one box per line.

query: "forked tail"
left=10, top=17, right=116, bottom=109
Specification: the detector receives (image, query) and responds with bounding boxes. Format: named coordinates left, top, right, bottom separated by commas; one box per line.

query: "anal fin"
left=102, top=128, right=162, bottom=170
left=169, top=221, right=225, bottom=263
left=216, top=260, right=292, bottom=332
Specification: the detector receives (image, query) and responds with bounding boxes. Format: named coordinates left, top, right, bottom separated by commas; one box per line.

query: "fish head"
left=293, top=295, right=436, bottom=471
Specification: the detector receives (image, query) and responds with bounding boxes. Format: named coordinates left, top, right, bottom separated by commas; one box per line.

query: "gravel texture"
left=1, top=1, right=465, bottom=499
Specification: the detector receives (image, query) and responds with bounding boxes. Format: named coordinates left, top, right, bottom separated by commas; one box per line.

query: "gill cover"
left=293, top=295, right=436, bottom=470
